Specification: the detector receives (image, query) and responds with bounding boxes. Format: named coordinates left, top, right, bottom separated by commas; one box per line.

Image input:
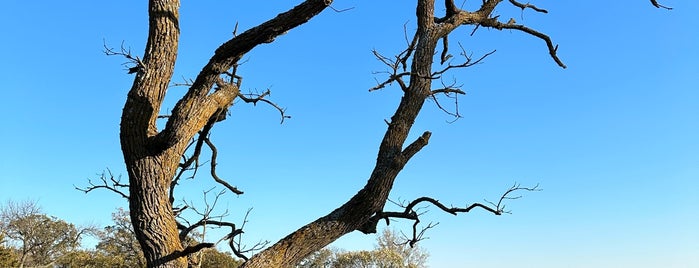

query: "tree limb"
left=508, top=0, right=548, bottom=13
left=650, top=0, right=672, bottom=10
left=367, top=183, right=540, bottom=246
left=204, top=138, right=244, bottom=195
left=75, top=169, right=129, bottom=199
left=479, top=18, right=566, bottom=68
left=157, top=0, right=333, bottom=149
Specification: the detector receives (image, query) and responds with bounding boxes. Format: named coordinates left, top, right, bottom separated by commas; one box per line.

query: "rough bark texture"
left=120, top=0, right=332, bottom=267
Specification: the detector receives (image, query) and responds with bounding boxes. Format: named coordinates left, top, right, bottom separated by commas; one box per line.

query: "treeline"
left=0, top=200, right=427, bottom=268
left=0, top=200, right=242, bottom=268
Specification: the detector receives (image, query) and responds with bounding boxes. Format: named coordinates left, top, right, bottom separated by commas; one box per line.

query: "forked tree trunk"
left=121, top=1, right=332, bottom=267
left=120, top=0, right=186, bottom=267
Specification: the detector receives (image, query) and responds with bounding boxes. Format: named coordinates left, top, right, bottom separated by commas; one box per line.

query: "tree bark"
left=241, top=2, right=441, bottom=268
left=120, top=0, right=186, bottom=267
left=120, top=1, right=332, bottom=267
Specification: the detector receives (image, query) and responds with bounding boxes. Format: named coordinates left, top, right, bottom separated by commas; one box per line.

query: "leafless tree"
left=79, top=0, right=671, bottom=267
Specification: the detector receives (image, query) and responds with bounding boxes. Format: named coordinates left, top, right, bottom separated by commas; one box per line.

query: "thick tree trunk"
left=120, top=1, right=331, bottom=267
left=120, top=0, right=186, bottom=267
left=124, top=153, right=186, bottom=267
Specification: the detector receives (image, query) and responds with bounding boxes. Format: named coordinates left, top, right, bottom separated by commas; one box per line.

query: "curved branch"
left=204, top=138, right=244, bottom=195
left=650, top=0, right=672, bottom=10
left=75, top=169, right=129, bottom=199
left=508, top=0, right=548, bottom=13
left=367, top=183, right=540, bottom=246
left=480, top=18, right=566, bottom=68
left=237, top=90, right=291, bottom=124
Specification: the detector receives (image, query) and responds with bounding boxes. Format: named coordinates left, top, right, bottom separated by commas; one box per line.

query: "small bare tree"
left=79, top=0, right=671, bottom=267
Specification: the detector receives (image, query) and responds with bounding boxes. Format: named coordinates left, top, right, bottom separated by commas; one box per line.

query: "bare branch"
left=103, top=40, right=146, bottom=74
left=430, top=78, right=466, bottom=121
left=368, top=183, right=540, bottom=246
left=650, top=0, right=673, bottom=10
left=480, top=18, right=566, bottom=68
left=369, top=49, right=411, bottom=92
left=204, top=138, right=244, bottom=195
left=237, top=90, right=291, bottom=124
left=75, top=169, right=129, bottom=199
left=230, top=208, right=269, bottom=261
left=179, top=243, right=215, bottom=257
left=329, top=5, right=355, bottom=13
left=401, top=131, right=432, bottom=161
left=508, top=0, right=548, bottom=13
left=440, top=36, right=452, bottom=64
left=431, top=48, right=496, bottom=78
left=170, top=111, right=220, bottom=204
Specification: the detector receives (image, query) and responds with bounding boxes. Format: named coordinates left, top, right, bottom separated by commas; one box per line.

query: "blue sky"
left=1, top=1, right=697, bottom=267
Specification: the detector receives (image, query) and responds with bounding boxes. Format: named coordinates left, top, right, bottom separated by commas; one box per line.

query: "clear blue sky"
left=1, top=1, right=697, bottom=267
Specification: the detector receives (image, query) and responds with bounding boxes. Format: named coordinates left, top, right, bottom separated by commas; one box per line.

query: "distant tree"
left=55, top=249, right=124, bottom=268
left=92, top=207, right=242, bottom=268
left=0, top=240, right=19, bottom=268
left=96, top=207, right=146, bottom=268
left=0, top=200, right=93, bottom=268
left=297, top=248, right=336, bottom=268
left=298, top=229, right=428, bottom=268
left=79, top=0, right=670, bottom=267
left=374, top=229, right=428, bottom=268
left=198, top=248, right=243, bottom=268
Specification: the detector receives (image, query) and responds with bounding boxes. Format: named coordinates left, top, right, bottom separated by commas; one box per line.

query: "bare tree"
left=0, top=200, right=95, bottom=268
left=80, top=0, right=671, bottom=267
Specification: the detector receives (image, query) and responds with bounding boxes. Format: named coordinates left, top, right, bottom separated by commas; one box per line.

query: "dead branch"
left=75, top=169, right=129, bottom=199
left=230, top=208, right=269, bottom=261
left=430, top=78, right=466, bottom=121
left=401, top=131, right=432, bottom=161
left=366, top=183, right=540, bottom=247
left=175, top=189, right=250, bottom=260
left=431, top=47, right=496, bottom=78
left=479, top=18, right=566, bottom=68
left=440, top=36, right=452, bottom=64
left=650, top=0, right=672, bottom=10
left=508, top=0, right=548, bottom=13
left=169, top=111, right=221, bottom=204
left=369, top=32, right=419, bottom=92
left=329, top=5, right=354, bottom=13
left=237, top=90, right=291, bottom=124
left=203, top=138, right=244, bottom=195
left=103, top=40, right=146, bottom=74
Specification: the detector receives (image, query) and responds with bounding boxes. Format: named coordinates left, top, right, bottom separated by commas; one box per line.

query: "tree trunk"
left=120, top=0, right=186, bottom=267
left=241, top=3, right=440, bottom=267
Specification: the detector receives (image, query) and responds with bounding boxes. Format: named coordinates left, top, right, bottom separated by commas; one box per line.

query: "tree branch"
left=75, top=169, right=129, bottom=199
left=237, top=90, right=291, bottom=124
left=480, top=18, right=566, bottom=68
left=364, top=183, right=540, bottom=246
left=508, top=0, right=548, bottom=13
left=650, top=0, right=672, bottom=10
left=203, top=138, right=244, bottom=195
left=158, top=0, right=333, bottom=149
left=103, top=41, right=146, bottom=74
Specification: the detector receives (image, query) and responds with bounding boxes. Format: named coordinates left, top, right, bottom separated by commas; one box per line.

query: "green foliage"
left=0, top=202, right=244, bottom=268
left=1, top=200, right=86, bottom=267
left=297, top=229, right=429, bottom=268
left=198, top=248, right=243, bottom=268
left=55, top=249, right=125, bottom=268
left=0, top=245, right=19, bottom=268
left=95, top=207, right=146, bottom=267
